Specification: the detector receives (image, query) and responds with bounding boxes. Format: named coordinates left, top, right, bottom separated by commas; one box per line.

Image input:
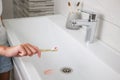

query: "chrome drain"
left=61, top=67, right=73, bottom=74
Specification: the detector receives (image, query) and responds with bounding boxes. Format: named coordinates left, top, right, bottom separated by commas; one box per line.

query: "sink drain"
left=61, top=67, right=73, bottom=74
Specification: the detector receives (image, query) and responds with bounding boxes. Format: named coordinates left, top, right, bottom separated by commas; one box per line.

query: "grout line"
left=100, top=17, right=120, bottom=29
left=101, top=40, right=120, bottom=56
left=95, top=0, right=120, bottom=28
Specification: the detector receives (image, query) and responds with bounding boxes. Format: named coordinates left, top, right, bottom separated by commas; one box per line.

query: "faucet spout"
left=66, top=9, right=98, bottom=43
left=72, top=19, right=94, bottom=26
left=72, top=19, right=97, bottom=43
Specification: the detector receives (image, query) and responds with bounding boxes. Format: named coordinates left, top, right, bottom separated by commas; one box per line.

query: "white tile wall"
left=54, top=0, right=120, bottom=52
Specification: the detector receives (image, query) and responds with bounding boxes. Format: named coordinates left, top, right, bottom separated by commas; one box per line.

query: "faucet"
left=70, top=10, right=98, bottom=43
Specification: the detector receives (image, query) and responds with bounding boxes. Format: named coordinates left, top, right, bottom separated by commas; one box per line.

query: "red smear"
left=44, top=69, right=53, bottom=75
left=54, top=47, right=58, bottom=50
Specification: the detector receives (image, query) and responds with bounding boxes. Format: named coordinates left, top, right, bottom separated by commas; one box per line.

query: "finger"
left=28, top=44, right=41, bottom=57
left=35, top=46, right=41, bottom=57
left=18, top=44, right=27, bottom=56
left=16, top=54, right=22, bottom=57
left=22, top=44, right=33, bottom=56
left=26, top=44, right=37, bottom=55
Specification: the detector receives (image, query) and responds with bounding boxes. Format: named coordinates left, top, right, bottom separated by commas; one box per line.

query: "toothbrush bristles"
left=54, top=47, right=58, bottom=50
left=68, top=1, right=71, bottom=7
left=77, top=2, right=80, bottom=7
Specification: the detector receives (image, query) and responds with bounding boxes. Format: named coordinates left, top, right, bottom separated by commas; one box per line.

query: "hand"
left=3, top=43, right=41, bottom=57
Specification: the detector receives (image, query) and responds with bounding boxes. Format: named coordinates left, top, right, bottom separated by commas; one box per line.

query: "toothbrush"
left=18, top=47, right=58, bottom=57
left=40, top=47, right=58, bottom=52
left=77, top=2, right=80, bottom=7
left=80, top=0, right=83, bottom=11
left=68, top=1, right=73, bottom=13
left=68, top=1, right=71, bottom=7
left=40, top=49, right=57, bottom=52
left=76, top=2, right=80, bottom=12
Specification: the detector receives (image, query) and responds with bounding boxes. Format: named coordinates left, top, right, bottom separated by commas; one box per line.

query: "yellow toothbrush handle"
left=40, top=49, right=57, bottom=52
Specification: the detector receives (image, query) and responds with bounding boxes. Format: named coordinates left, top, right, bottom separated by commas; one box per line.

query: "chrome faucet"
left=70, top=10, right=98, bottom=43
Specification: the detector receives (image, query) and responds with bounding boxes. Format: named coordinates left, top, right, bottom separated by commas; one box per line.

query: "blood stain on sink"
left=44, top=69, right=54, bottom=75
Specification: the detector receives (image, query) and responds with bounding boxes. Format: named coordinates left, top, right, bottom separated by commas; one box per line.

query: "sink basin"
left=4, top=15, right=120, bottom=80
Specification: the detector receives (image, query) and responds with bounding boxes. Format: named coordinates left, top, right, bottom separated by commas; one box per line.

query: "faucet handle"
left=88, top=14, right=97, bottom=22
left=78, top=9, right=97, bottom=22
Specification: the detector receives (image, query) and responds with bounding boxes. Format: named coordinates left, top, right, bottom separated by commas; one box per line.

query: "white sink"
left=4, top=15, right=120, bottom=80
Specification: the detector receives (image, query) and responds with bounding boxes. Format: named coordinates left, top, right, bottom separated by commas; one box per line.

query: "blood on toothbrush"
left=54, top=47, right=58, bottom=50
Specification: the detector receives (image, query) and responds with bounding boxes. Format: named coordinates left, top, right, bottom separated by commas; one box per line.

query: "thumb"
left=17, top=46, right=27, bottom=56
